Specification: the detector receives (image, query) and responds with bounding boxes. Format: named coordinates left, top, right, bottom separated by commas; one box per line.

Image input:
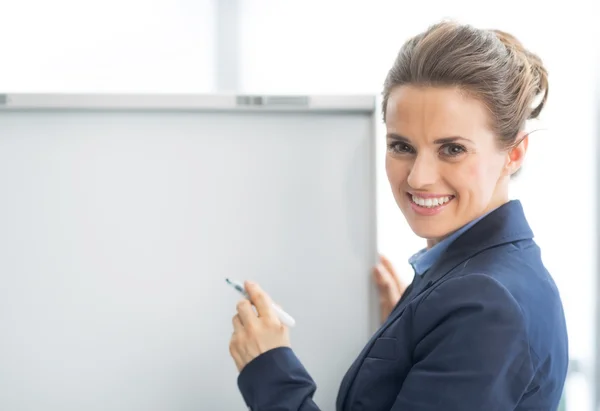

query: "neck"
left=426, top=238, right=439, bottom=249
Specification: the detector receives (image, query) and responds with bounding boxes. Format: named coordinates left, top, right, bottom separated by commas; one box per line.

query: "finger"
left=374, top=264, right=401, bottom=301
left=373, top=263, right=394, bottom=290
left=379, top=255, right=406, bottom=292
left=229, top=337, right=244, bottom=372
left=394, top=274, right=407, bottom=294
left=232, top=314, right=243, bottom=333
left=245, top=281, right=276, bottom=320
left=379, top=254, right=395, bottom=274
left=236, top=298, right=257, bottom=326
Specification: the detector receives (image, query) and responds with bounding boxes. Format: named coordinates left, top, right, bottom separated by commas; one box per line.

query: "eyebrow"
left=386, top=133, right=473, bottom=144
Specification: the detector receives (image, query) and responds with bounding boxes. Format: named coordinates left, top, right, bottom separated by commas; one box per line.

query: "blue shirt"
left=409, top=210, right=494, bottom=276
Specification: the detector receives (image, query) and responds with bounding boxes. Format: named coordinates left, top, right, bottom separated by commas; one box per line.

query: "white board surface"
left=0, top=95, right=378, bottom=411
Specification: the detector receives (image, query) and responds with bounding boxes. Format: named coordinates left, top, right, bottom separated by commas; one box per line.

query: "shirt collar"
left=408, top=210, right=494, bottom=276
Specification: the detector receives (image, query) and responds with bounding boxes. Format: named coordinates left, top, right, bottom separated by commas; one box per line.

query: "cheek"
left=445, top=160, right=483, bottom=184
left=385, top=156, right=409, bottom=184
left=466, top=162, right=485, bottom=179
left=454, top=158, right=503, bottom=199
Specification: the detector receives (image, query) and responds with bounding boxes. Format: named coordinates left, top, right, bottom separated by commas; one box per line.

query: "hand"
left=229, top=281, right=291, bottom=372
left=373, top=254, right=408, bottom=323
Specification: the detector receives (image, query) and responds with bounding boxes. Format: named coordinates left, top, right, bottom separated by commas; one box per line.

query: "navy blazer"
left=237, top=200, right=569, bottom=410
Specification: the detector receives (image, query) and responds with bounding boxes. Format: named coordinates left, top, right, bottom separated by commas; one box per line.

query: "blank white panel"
left=0, top=105, right=377, bottom=411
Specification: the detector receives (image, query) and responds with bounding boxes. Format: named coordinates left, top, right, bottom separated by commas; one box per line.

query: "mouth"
left=407, top=193, right=455, bottom=215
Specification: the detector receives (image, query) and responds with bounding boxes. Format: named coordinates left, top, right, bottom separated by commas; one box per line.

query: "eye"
left=387, top=141, right=415, bottom=154
left=440, top=143, right=466, bottom=157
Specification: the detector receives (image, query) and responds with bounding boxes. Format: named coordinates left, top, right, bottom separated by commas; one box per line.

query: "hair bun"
left=492, top=29, right=549, bottom=120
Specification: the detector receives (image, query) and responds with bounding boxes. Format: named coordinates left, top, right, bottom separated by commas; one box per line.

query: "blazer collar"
left=336, top=200, right=533, bottom=411
left=424, top=199, right=533, bottom=285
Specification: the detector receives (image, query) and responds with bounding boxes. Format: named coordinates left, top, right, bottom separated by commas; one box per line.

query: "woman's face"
left=385, top=85, right=525, bottom=246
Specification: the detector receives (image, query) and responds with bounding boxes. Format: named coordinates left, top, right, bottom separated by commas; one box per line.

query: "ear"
left=504, top=131, right=529, bottom=176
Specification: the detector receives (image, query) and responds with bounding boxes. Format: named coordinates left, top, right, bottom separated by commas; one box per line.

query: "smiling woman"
left=382, top=25, right=546, bottom=246
left=229, top=20, right=568, bottom=411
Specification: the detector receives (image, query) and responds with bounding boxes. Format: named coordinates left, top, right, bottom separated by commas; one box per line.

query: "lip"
left=408, top=191, right=454, bottom=199
left=407, top=193, right=455, bottom=216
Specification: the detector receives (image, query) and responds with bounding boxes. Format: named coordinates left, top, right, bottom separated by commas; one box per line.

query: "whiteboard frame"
left=0, top=93, right=375, bottom=113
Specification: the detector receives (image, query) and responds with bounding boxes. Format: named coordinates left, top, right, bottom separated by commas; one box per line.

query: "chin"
left=399, top=204, right=454, bottom=242
left=398, top=193, right=458, bottom=241
left=407, top=221, right=451, bottom=242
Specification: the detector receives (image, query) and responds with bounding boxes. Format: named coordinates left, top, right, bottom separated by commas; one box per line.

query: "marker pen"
left=225, top=278, right=296, bottom=328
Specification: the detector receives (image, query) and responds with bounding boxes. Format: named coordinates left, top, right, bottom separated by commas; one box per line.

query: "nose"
left=407, top=154, right=438, bottom=189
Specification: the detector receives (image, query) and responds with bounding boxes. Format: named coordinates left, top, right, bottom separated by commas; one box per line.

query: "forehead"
left=385, top=85, right=493, bottom=141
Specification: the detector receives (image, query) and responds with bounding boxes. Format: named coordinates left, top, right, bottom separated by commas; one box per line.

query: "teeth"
left=412, top=195, right=451, bottom=208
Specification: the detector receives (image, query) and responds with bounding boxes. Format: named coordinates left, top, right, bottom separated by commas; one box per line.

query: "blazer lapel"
left=424, top=200, right=533, bottom=287
left=337, top=200, right=534, bottom=410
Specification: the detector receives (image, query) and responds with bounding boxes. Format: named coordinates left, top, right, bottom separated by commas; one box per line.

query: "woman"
left=228, top=21, right=568, bottom=410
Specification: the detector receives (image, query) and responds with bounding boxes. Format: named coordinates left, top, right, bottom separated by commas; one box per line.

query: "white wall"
left=0, top=0, right=214, bottom=93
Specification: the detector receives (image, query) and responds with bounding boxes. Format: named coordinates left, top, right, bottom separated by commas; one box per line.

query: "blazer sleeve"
left=237, top=347, right=321, bottom=411
left=390, top=273, right=534, bottom=411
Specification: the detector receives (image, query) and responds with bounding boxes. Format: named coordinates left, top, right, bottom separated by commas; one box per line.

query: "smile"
left=407, top=193, right=455, bottom=215
left=411, top=194, right=452, bottom=208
